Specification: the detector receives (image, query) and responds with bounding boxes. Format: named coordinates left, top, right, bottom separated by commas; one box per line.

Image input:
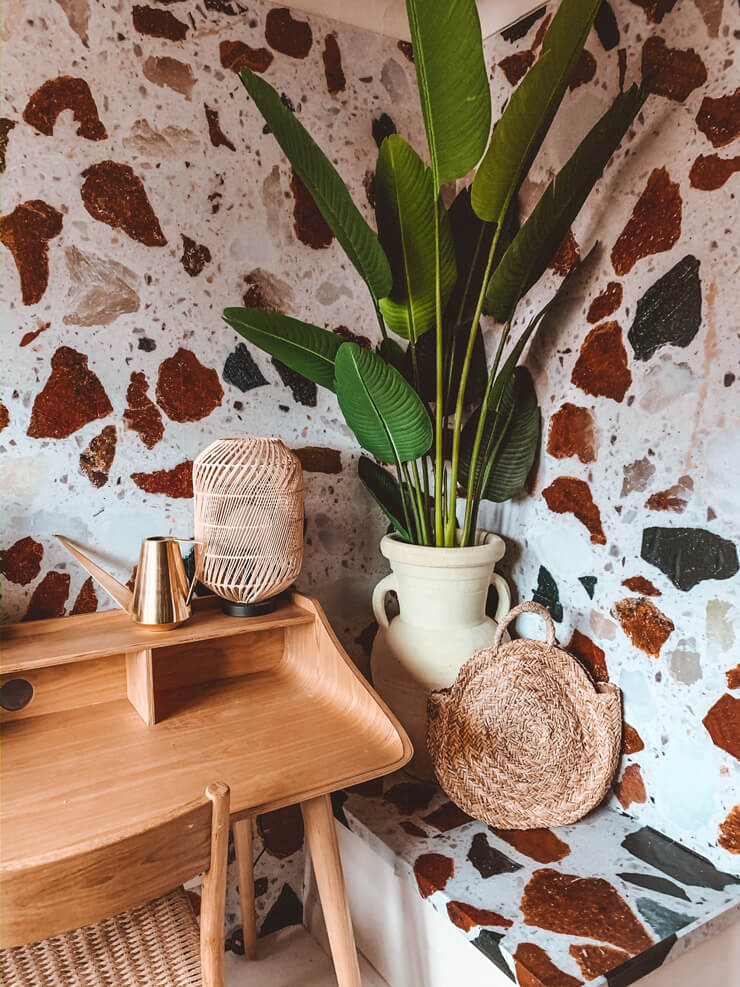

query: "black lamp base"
left=221, top=598, right=277, bottom=618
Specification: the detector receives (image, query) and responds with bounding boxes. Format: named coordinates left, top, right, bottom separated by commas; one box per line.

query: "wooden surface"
left=302, top=795, right=362, bottom=987
left=232, top=818, right=257, bottom=961
left=1, top=593, right=412, bottom=870
left=126, top=648, right=155, bottom=725
left=200, top=783, right=230, bottom=987
left=1, top=595, right=313, bottom=674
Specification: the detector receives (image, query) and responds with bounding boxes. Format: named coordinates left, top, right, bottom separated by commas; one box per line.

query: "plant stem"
left=375, top=306, right=388, bottom=341
left=394, top=458, right=415, bottom=541
left=401, top=460, right=423, bottom=544
left=409, top=459, right=430, bottom=544
left=433, top=191, right=445, bottom=545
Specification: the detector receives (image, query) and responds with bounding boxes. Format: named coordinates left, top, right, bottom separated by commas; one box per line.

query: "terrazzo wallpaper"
left=1, top=0, right=738, bottom=951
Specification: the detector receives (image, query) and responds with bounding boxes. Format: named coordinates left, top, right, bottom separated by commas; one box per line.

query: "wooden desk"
left=1, top=592, right=412, bottom=986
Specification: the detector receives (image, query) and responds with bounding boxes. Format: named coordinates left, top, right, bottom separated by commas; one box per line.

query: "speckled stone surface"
left=340, top=774, right=740, bottom=986
left=1, top=0, right=739, bottom=944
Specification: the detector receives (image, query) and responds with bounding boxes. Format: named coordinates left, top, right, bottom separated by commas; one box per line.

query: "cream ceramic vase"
left=370, top=531, right=511, bottom=779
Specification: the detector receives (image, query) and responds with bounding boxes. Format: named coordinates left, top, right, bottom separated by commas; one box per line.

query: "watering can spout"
left=54, top=534, right=134, bottom=612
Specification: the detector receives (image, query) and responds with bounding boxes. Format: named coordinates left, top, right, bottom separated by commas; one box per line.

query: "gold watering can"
left=56, top=535, right=203, bottom=629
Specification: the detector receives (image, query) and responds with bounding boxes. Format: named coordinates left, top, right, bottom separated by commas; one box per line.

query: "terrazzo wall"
left=1, top=0, right=738, bottom=945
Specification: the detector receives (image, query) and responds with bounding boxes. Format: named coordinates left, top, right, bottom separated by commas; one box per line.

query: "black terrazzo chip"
left=223, top=342, right=268, bottom=392
left=621, top=827, right=740, bottom=890
left=532, top=565, right=563, bottom=622
left=272, top=357, right=317, bottom=406
left=641, top=527, right=738, bottom=591
left=467, top=833, right=522, bottom=878
left=259, top=882, right=303, bottom=937
left=628, top=256, right=702, bottom=361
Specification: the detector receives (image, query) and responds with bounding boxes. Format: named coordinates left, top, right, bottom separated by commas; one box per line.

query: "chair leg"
left=201, top=783, right=230, bottom=987
left=232, top=817, right=258, bottom=960
left=301, top=794, right=361, bottom=987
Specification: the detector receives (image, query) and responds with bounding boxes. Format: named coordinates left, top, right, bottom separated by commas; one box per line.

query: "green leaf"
left=334, top=342, right=433, bottom=463
left=485, top=84, right=646, bottom=322
left=483, top=367, right=540, bottom=502
left=223, top=307, right=340, bottom=391
left=471, top=0, right=601, bottom=223
left=358, top=455, right=411, bottom=541
left=409, top=321, right=487, bottom=411
left=240, top=69, right=392, bottom=301
left=378, top=337, right=407, bottom=373
left=459, top=369, right=515, bottom=496
left=375, top=135, right=456, bottom=341
left=405, top=0, right=491, bottom=189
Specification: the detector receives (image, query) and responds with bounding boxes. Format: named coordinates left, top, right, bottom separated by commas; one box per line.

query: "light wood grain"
left=201, top=782, right=230, bottom=987
left=232, top=817, right=257, bottom=960
left=0, top=653, right=125, bottom=722
left=153, top=629, right=283, bottom=695
left=126, top=648, right=155, bottom=725
left=1, top=596, right=313, bottom=675
left=302, top=794, right=361, bottom=987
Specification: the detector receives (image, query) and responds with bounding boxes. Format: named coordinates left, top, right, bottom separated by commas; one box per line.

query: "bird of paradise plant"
left=224, top=0, right=646, bottom=547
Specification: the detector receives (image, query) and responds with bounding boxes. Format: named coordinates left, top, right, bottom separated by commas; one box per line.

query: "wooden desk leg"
left=301, top=794, right=361, bottom=987
left=232, top=818, right=258, bottom=960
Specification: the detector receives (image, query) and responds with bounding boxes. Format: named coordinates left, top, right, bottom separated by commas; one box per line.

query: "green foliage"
left=358, top=456, right=412, bottom=541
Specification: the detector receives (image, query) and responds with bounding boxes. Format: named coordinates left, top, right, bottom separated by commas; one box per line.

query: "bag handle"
left=493, top=600, right=556, bottom=650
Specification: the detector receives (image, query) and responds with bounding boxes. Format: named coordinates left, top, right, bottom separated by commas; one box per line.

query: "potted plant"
left=224, top=0, right=646, bottom=775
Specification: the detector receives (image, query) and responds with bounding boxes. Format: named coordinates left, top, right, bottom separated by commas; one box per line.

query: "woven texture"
left=1, top=887, right=201, bottom=987
left=193, top=436, right=304, bottom=604
left=427, top=601, right=622, bottom=829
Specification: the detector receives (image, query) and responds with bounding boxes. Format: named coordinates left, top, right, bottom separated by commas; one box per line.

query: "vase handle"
left=490, top=572, right=511, bottom=623
left=372, top=574, right=398, bottom=631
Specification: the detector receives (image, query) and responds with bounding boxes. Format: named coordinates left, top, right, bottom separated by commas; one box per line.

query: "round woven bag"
left=426, top=601, right=622, bottom=829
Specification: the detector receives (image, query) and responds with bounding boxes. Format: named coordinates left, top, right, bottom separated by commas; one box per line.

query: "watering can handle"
left=171, top=537, right=206, bottom=606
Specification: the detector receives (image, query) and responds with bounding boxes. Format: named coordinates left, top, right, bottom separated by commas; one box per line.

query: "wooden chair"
left=0, top=782, right=230, bottom=987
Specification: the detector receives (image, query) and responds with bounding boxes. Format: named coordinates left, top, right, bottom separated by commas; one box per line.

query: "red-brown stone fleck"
left=547, top=404, right=596, bottom=464
left=696, top=89, right=740, bottom=148
left=446, top=901, right=512, bottom=932
left=123, top=372, right=164, bottom=449
left=28, top=347, right=112, bottom=439
left=132, top=5, right=188, bottom=41
left=569, top=944, right=630, bottom=979
left=293, top=446, right=341, bottom=474
left=622, top=575, right=661, bottom=596
left=726, top=663, right=740, bottom=690
left=644, top=487, right=687, bottom=512
left=629, top=0, right=678, bottom=23
left=587, top=282, right=623, bottom=323
left=0, top=200, right=63, bottom=305
left=0, top=402, right=8, bottom=431
left=702, top=693, right=740, bottom=761
left=611, top=168, right=681, bottom=275
left=204, top=104, right=235, bottom=151
left=567, top=629, right=609, bottom=681
left=542, top=477, right=606, bottom=545
left=219, top=40, right=274, bottom=74
left=265, top=8, right=312, bottom=58
left=322, top=34, right=346, bottom=94
left=550, top=229, right=581, bottom=276
left=499, top=50, right=535, bottom=86
left=384, top=781, right=436, bottom=815
left=79, top=424, right=116, bottom=488
left=397, top=40, right=414, bottom=63
left=514, top=943, right=583, bottom=987
left=363, top=169, right=376, bottom=209
left=689, top=154, right=740, bottom=191
left=618, top=47, right=627, bottom=91
left=521, top=868, right=654, bottom=952
left=156, top=348, right=223, bottom=422
left=333, top=326, right=372, bottom=349
left=531, top=14, right=552, bottom=52
left=25, top=571, right=70, bottom=621
left=71, top=577, right=98, bottom=615
left=131, top=460, right=193, bottom=498
left=491, top=827, right=571, bottom=864
left=0, top=117, right=15, bottom=172
left=180, top=235, right=211, bottom=277
left=422, top=801, right=473, bottom=832
left=0, top=536, right=43, bottom=585
left=718, top=805, right=740, bottom=853
left=572, top=321, right=632, bottom=402
left=290, top=169, right=333, bottom=249
left=400, top=820, right=427, bottom=838
left=257, top=805, right=304, bottom=858
left=20, top=320, right=51, bottom=347
left=80, top=161, right=166, bottom=247
left=414, top=853, right=454, bottom=898
left=614, top=763, right=647, bottom=809
left=623, top=723, right=645, bottom=755
left=613, top=597, right=674, bottom=657
left=23, top=76, right=106, bottom=140
left=641, top=37, right=707, bottom=103
left=569, top=49, right=596, bottom=90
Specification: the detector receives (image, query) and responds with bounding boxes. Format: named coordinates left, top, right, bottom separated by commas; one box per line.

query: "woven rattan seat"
left=1, top=887, right=202, bottom=987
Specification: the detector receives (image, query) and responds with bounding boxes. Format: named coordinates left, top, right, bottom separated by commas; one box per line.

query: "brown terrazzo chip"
left=0, top=117, right=16, bottom=172
left=219, top=40, right=274, bottom=74
left=696, top=88, right=740, bottom=148
left=702, top=693, right=740, bottom=761
left=384, top=781, right=436, bottom=815
left=490, top=827, right=571, bottom=864
left=587, top=281, right=623, bottom=323
left=123, top=372, right=164, bottom=449
left=414, top=853, right=454, bottom=898
left=79, top=424, right=117, bottom=488
left=290, top=170, right=333, bottom=249
left=141, top=55, right=196, bottom=99
left=726, top=663, right=740, bottom=690
left=499, top=50, right=535, bottom=86
left=25, top=571, right=70, bottom=621
left=543, top=477, right=607, bottom=545
left=81, top=161, right=167, bottom=246
left=294, top=447, right=342, bottom=474
left=629, top=0, right=678, bottom=23
left=547, top=404, right=596, bottom=464
left=156, top=348, right=223, bottom=422
left=718, top=805, right=740, bottom=853
left=569, top=943, right=630, bottom=979
left=265, top=8, right=312, bottom=58
left=521, top=868, right=654, bottom=953
left=641, top=37, right=707, bottom=103
left=622, top=575, right=661, bottom=596
left=611, top=167, right=681, bottom=275
left=614, top=763, right=647, bottom=809
left=613, top=597, right=674, bottom=657
left=71, top=577, right=98, bottom=615
left=1, top=200, right=63, bottom=305
left=131, top=460, right=194, bottom=498
left=571, top=322, right=631, bottom=402
left=400, top=820, right=427, bottom=838
left=132, top=5, right=188, bottom=41
left=569, top=49, right=596, bottom=90
left=180, top=235, right=212, bottom=277
left=567, top=628, right=609, bottom=681
left=446, top=901, right=512, bottom=932
left=23, top=76, right=106, bottom=140
left=0, top=537, right=43, bottom=586
left=28, top=347, right=112, bottom=439
left=0, top=402, right=8, bottom=431
left=514, top=942, right=583, bottom=987
left=689, top=153, right=740, bottom=191
left=204, top=104, right=235, bottom=151
left=322, top=34, right=346, bottom=94
left=257, top=805, right=304, bottom=858
left=422, top=801, right=473, bottom=832
left=622, top=723, right=645, bottom=755
left=550, top=229, right=580, bottom=276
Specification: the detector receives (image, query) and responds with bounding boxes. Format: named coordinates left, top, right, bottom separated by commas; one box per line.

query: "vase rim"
left=379, top=530, right=505, bottom=567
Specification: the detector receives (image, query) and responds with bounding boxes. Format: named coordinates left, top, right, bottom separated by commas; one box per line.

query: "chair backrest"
left=1, top=782, right=230, bottom=953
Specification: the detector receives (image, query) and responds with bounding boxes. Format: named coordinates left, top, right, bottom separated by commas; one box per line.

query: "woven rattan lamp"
left=193, top=437, right=304, bottom=616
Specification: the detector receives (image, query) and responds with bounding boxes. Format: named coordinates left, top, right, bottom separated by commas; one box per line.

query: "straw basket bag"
left=427, top=601, right=622, bottom=829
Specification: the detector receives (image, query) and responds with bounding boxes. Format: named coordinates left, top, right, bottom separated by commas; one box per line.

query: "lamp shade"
left=193, top=437, right=304, bottom=604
